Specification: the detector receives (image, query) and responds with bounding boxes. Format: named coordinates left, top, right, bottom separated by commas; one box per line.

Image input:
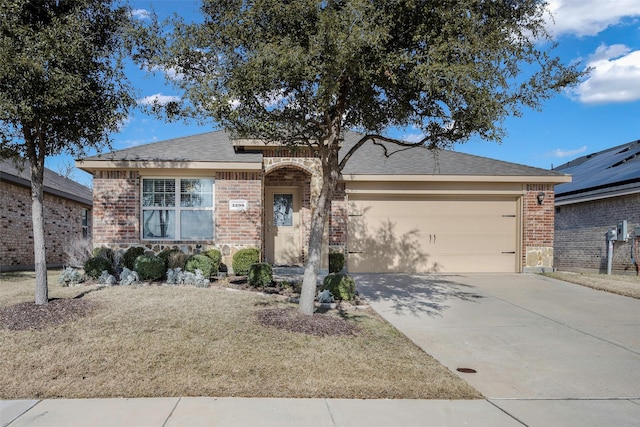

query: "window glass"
left=141, top=178, right=214, bottom=240
left=143, top=210, right=175, bottom=239
left=274, top=193, right=293, bottom=226
left=181, top=211, right=214, bottom=240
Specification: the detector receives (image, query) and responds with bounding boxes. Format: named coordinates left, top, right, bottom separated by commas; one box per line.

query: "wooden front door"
left=265, top=187, right=301, bottom=265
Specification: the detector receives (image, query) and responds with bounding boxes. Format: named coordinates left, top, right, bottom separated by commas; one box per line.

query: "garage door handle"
left=348, top=251, right=364, bottom=254
left=502, top=251, right=516, bottom=254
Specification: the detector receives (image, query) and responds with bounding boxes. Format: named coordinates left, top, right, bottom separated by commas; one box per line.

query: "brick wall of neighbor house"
left=91, top=170, right=263, bottom=260
left=0, top=180, right=90, bottom=270
left=523, top=184, right=556, bottom=271
left=554, top=193, right=640, bottom=273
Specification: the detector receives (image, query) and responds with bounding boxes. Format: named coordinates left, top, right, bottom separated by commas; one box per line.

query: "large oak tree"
left=146, top=0, right=582, bottom=315
left=0, top=0, right=137, bottom=304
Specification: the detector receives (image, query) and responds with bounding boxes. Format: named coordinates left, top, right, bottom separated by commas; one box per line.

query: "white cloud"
left=547, top=145, right=588, bottom=158
left=148, top=65, right=184, bottom=82
left=545, top=0, right=640, bottom=37
left=403, top=132, right=426, bottom=143
left=131, top=9, right=150, bottom=20
left=573, top=44, right=640, bottom=104
left=138, top=93, right=181, bottom=106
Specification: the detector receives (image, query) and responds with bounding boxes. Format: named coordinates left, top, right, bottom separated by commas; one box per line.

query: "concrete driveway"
left=355, top=273, right=640, bottom=426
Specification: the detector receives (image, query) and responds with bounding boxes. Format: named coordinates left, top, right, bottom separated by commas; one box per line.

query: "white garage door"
left=347, top=196, right=518, bottom=273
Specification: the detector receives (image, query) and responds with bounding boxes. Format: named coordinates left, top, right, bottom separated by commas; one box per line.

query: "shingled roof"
left=80, top=130, right=566, bottom=181
left=340, top=132, right=566, bottom=177
left=554, top=139, right=640, bottom=204
left=0, top=159, right=92, bottom=206
left=81, top=131, right=262, bottom=164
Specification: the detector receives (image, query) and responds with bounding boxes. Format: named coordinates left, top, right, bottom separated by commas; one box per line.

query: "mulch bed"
left=256, top=307, right=359, bottom=337
left=0, top=298, right=99, bottom=331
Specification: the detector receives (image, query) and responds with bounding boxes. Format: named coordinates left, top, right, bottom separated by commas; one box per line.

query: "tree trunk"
left=298, top=136, right=340, bottom=315
left=30, top=143, right=48, bottom=305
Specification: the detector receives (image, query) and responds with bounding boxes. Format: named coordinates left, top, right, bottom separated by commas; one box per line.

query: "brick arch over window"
left=263, top=158, right=319, bottom=177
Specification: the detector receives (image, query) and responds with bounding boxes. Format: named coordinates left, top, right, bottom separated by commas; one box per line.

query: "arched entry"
left=264, top=165, right=312, bottom=265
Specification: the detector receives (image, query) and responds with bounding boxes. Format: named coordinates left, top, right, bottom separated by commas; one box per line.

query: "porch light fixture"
left=537, top=192, right=545, bottom=205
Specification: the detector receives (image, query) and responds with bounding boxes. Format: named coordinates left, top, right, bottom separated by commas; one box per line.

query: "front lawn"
left=0, top=270, right=481, bottom=400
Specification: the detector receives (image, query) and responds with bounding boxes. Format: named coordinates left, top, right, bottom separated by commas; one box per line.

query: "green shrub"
left=93, top=246, right=115, bottom=267
left=322, top=273, right=356, bottom=301
left=123, top=246, right=146, bottom=270
left=205, top=249, right=222, bottom=274
left=248, top=263, right=273, bottom=288
left=329, top=252, right=345, bottom=273
left=232, top=248, right=260, bottom=276
left=159, top=248, right=189, bottom=270
left=185, top=254, right=215, bottom=278
left=84, top=256, right=112, bottom=279
left=134, top=255, right=166, bottom=281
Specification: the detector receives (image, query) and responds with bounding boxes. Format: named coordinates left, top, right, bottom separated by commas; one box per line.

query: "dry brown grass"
left=0, top=270, right=480, bottom=400
left=544, top=271, right=640, bottom=299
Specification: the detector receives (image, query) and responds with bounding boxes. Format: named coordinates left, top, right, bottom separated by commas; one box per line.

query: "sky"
left=50, top=0, right=640, bottom=187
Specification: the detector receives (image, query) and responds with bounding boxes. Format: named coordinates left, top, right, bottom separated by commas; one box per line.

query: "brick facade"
left=554, top=193, right=640, bottom=273
left=523, top=184, right=556, bottom=271
left=91, top=170, right=263, bottom=265
left=0, top=180, right=90, bottom=270
left=88, top=162, right=559, bottom=273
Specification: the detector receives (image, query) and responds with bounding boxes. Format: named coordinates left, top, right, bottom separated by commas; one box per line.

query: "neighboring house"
left=0, top=159, right=93, bottom=271
left=77, top=130, right=570, bottom=273
left=554, top=140, right=640, bottom=274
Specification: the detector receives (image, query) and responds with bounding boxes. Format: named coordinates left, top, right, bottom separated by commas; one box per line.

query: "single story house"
left=554, top=139, right=640, bottom=273
left=0, top=158, right=92, bottom=271
left=78, top=130, right=570, bottom=273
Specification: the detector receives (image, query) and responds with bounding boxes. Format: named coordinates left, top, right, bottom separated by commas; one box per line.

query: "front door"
left=265, top=187, right=301, bottom=265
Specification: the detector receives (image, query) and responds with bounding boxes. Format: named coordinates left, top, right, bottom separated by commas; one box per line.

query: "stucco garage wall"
left=554, top=193, right=640, bottom=273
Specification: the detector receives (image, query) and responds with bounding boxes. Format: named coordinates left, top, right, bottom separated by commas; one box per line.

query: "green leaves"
left=143, top=0, right=582, bottom=151
left=0, top=0, right=137, bottom=159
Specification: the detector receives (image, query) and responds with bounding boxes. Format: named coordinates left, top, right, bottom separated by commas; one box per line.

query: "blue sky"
left=55, top=0, right=640, bottom=186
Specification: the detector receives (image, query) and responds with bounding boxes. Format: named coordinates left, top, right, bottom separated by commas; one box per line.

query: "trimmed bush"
left=134, top=255, right=166, bottom=281
left=321, top=273, right=356, bottom=301
left=248, top=263, right=273, bottom=288
left=84, top=256, right=112, bottom=279
left=123, top=246, right=145, bottom=270
left=159, top=248, right=189, bottom=270
left=329, top=252, right=345, bottom=273
left=93, top=246, right=115, bottom=267
left=185, top=254, right=215, bottom=278
left=232, top=248, right=260, bottom=276
left=205, top=249, right=222, bottom=274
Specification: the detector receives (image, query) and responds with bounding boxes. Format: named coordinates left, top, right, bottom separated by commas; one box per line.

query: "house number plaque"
left=229, top=200, right=248, bottom=211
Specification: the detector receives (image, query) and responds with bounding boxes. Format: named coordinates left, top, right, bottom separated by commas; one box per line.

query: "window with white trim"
left=142, top=178, right=214, bottom=240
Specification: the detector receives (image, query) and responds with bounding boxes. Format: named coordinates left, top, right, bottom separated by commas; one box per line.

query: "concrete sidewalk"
left=2, top=397, right=520, bottom=426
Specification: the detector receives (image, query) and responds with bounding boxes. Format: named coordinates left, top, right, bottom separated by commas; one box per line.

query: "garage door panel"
left=348, top=197, right=518, bottom=273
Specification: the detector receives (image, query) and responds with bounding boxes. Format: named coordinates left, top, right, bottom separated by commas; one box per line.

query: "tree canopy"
left=148, top=0, right=580, bottom=150
left=144, top=0, right=582, bottom=314
left=0, top=0, right=137, bottom=304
